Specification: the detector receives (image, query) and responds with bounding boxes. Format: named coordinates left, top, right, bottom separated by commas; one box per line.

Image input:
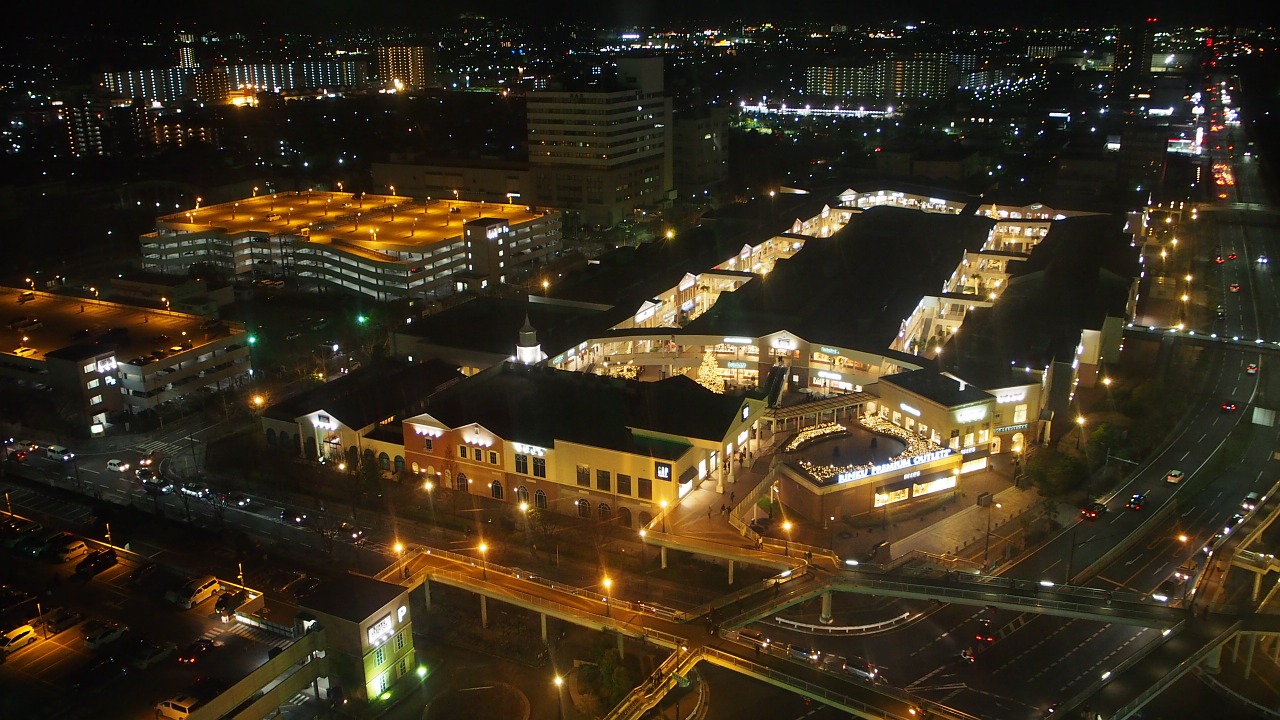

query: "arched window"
left=598, top=503, right=612, bottom=522
left=411, top=461, right=420, bottom=474
left=617, top=507, right=632, bottom=528
left=535, top=489, right=548, bottom=510
left=456, top=473, right=469, bottom=493
left=576, top=499, right=591, bottom=519
left=638, top=511, right=653, bottom=528
left=394, top=456, right=406, bottom=473
left=378, top=452, right=391, bottom=471
left=265, top=428, right=277, bottom=447
left=490, top=480, right=504, bottom=500
left=517, top=486, right=530, bottom=505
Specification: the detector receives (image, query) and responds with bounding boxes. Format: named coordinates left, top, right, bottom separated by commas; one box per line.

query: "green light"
left=416, top=666, right=427, bottom=678
left=379, top=691, right=392, bottom=701
left=247, top=335, right=257, bottom=345
left=357, top=314, right=368, bottom=325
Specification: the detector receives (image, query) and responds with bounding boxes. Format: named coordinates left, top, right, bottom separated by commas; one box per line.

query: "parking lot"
left=0, top=511, right=292, bottom=720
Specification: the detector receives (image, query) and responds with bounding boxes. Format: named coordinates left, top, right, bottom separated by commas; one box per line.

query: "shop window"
left=1013, top=404, right=1028, bottom=423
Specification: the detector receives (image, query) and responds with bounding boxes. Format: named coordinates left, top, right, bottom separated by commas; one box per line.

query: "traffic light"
left=247, top=334, right=257, bottom=345
left=356, top=314, right=368, bottom=326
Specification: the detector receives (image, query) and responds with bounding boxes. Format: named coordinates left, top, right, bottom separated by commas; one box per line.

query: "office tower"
left=527, top=56, right=672, bottom=228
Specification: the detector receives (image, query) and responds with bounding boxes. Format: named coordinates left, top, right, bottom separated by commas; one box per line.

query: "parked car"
left=76, top=548, right=118, bottom=577
left=68, top=655, right=128, bottom=690
left=82, top=620, right=127, bottom=650
left=0, top=624, right=38, bottom=654
left=39, top=607, right=84, bottom=635
left=130, top=641, right=176, bottom=669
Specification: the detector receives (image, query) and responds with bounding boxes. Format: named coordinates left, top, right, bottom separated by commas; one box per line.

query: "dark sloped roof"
left=682, top=206, right=994, bottom=355
left=300, top=572, right=404, bottom=624
left=398, top=297, right=611, bottom=362
left=422, top=362, right=751, bottom=457
left=945, top=214, right=1138, bottom=377
left=264, top=359, right=462, bottom=428
left=880, top=369, right=993, bottom=407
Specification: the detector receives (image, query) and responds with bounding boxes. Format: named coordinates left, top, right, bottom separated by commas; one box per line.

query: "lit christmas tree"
left=695, top=348, right=725, bottom=393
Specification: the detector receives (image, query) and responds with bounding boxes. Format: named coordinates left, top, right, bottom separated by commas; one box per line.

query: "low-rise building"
left=299, top=573, right=415, bottom=703
left=402, top=362, right=769, bottom=528
left=0, top=287, right=250, bottom=433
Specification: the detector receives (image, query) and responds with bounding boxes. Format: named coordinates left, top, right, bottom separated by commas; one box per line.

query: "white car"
left=1164, top=469, right=1185, bottom=484
left=106, top=459, right=130, bottom=473
left=82, top=620, right=126, bottom=649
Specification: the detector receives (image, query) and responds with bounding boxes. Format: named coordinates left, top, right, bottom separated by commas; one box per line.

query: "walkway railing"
left=773, top=611, right=914, bottom=635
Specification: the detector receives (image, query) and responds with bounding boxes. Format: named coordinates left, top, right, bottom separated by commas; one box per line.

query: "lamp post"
left=423, top=476, right=436, bottom=525
left=553, top=675, right=565, bottom=720
left=394, top=542, right=406, bottom=579
left=1075, top=415, right=1085, bottom=451
left=105, top=522, right=113, bottom=547
left=659, top=500, right=668, bottom=533
left=982, top=502, right=1002, bottom=571
left=783, top=520, right=793, bottom=557
left=602, top=576, right=612, bottom=617
left=478, top=542, right=489, bottom=581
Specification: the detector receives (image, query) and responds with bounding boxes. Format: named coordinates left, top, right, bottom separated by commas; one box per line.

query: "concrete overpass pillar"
left=541, top=613, right=548, bottom=644
left=1245, top=634, right=1258, bottom=680
left=728, top=560, right=735, bottom=586
left=423, top=577, right=431, bottom=612
left=480, top=595, right=488, bottom=629
left=1204, top=644, right=1222, bottom=675
left=661, top=546, right=668, bottom=570
left=1254, top=572, right=1262, bottom=603
left=617, top=631, right=624, bottom=659
left=1234, top=632, right=1242, bottom=662
left=819, top=591, right=834, bottom=625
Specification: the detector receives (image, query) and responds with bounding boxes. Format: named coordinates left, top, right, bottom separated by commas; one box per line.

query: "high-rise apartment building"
left=807, top=54, right=956, bottom=101
left=376, top=46, right=431, bottom=89
left=526, top=56, right=672, bottom=228
left=100, top=68, right=193, bottom=104
left=1113, top=19, right=1157, bottom=79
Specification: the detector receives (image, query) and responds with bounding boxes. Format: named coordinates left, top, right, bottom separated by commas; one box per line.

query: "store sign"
left=900, top=403, right=921, bottom=417
left=723, top=337, right=753, bottom=345
left=367, top=614, right=394, bottom=646
left=772, top=337, right=794, bottom=349
left=960, top=446, right=977, bottom=455
left=995, top=423, right=1029, bottom=434
left=837, top=449, right=953, bottom=483
left=727, top=361, right=748, bottom=369
left=955, top=407, right=987, bottom=423
left=655, top=462, right=672, bottom=481
left=741, top=406, right=750, bottom=420
left=818, top=371, right=842, bottom=381
left=819, top=347, right=841, bottom=356
left=513, top=443, right=546, bottom=456
left=995, top=390, right=1026, bottom=404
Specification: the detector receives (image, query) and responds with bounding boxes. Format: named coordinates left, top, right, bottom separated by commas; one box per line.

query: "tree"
left=695, top=348, right=724, bottom=393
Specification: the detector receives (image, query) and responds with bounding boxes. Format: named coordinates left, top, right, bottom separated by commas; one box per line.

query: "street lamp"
left=602, top=576, right=612, bottom=617
left=1075, top=415, right=1085, bottom=450
left=782, top=520, right=793, bottom=557
left=553, top=675, right=565, bottom=720
left=478, top=542, right=489, bottom=580
left=394, top=542, right=407, bottom=579
left=982, top=502, right=1002, bottom=570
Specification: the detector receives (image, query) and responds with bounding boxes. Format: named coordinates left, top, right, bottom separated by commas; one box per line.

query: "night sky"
left=11, top=0, right=1278, bottom=35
